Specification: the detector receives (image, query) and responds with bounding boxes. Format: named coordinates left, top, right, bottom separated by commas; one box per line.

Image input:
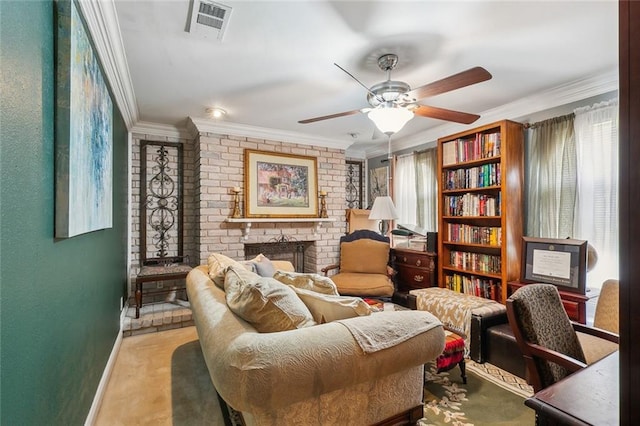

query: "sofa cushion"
left=331, top=272, right=394, bottom=297
left=290, top=286, right=372, bottom=323
left=208, top=253, right=247, bottom=288
left=224, top=265, right=316, bottom=332
left=339, top=239, right=389, bottom=275
left=273, top=270, right=339, bottom=295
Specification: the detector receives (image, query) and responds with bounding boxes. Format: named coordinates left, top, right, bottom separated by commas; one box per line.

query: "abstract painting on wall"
left=55, top=0, right=113, bottom=238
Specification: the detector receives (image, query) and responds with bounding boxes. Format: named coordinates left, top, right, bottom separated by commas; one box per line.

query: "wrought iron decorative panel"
left=140, top=141, right=184, bottom=264
left=346, top=160, right=364, bottom=209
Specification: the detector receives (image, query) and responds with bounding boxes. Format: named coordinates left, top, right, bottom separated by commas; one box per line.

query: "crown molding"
left=77, top=0, right=139, bottom=129
left=188, top=117, right=352, bottom=151
left=377, top=68, right=619, bottom=158
left=130, top=121, right=191, bottom=140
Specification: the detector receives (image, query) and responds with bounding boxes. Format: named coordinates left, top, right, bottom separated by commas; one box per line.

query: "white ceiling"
left=110, top=0, right=618, bottom=157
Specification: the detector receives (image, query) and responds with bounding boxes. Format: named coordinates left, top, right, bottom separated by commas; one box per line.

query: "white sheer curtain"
left=573, top=100, right=619, bottom=289
left=415, top=149, right=438, bottom=231
left=526, top=114, right=577, bottom=238
left=394, top=153, right=417, bottom=226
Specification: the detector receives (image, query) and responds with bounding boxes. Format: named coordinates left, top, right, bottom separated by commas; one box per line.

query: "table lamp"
left=369, top=196, right=399, bottom=236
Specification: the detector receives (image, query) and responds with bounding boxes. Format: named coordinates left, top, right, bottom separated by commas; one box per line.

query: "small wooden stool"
left=436, top=330, right=467, bottom=384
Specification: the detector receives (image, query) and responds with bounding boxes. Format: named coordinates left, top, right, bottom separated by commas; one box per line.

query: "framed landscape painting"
left=55, top=0, right=113, bottom=238
left=244, top=149, right=318, bottom=218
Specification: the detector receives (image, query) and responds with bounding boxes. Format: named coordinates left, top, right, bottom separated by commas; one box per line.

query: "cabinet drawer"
left=394, top=252, right=435, bottom=270
left=397, top=265, right=435, bottom=289
left=561, top=300, right=580, bottom=322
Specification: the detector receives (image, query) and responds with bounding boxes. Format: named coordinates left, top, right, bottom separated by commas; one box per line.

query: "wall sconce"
left=369, top=196, right=399, bottom=235
left=319, top=190, right=328, bottom=218
left=230, top=186, right=241, bottom=218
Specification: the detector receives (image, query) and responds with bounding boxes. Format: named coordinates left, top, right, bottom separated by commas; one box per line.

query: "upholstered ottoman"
left=409, top=287, right=507, bottom=363
left=436, top=330, right=467, bottom=383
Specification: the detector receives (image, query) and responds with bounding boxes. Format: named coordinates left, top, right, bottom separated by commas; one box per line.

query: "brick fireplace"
left=128, top=121, right=356, bottom=301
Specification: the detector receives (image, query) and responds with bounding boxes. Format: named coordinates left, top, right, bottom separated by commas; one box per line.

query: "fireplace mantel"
left=225, top=217, right=336, bottom=240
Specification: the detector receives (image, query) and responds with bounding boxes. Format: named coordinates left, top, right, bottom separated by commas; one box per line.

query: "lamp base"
left=379, top=220, right=389, bottom=236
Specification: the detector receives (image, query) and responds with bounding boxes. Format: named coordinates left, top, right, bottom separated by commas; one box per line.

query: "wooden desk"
left=525, top=351, right=619, bottom=425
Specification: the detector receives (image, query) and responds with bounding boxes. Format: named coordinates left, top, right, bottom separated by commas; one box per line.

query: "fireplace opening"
left=244, top=235, right=314, bottom=272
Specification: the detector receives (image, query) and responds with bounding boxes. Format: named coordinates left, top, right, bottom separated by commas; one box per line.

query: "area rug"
left=420, top=361, right=535, bottom=426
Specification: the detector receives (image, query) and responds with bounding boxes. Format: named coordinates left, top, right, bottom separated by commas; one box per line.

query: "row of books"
left=442, top=132, right=501, bottom=165
left=444, top=193, right=501, bottom=217
left=447, top=223, right=502, bottom=245
left=444, top=273, right=501, bottom=301
left=442, top=163, right=501, bottom=190
left=448, top=250, right=501, bottom=274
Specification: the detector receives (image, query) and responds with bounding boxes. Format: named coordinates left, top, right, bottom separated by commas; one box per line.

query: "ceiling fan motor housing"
left=367, top=80, right=411, bottom=108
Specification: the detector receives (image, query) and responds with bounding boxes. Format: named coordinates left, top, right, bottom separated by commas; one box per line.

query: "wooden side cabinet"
left=508, top=281, right=596, bottom=324
left=391, top=248, right=437, bottom=292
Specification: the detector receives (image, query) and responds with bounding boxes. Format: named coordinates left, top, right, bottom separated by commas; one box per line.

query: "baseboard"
left=84, top=307, right=127, bottom=425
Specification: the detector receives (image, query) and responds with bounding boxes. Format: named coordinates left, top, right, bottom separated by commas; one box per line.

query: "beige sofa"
left=187, top=264, right=445, bottom=425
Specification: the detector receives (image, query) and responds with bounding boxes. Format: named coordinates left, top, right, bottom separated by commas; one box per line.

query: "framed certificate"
left=521, top=237, right=587, bottom=294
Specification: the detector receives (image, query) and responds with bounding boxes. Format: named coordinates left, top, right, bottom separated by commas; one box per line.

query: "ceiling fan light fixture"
left=368, top=106, right=414, bottom=135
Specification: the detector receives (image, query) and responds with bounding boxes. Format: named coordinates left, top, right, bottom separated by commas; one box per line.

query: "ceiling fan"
left=298, top=54, right=492, bottom=135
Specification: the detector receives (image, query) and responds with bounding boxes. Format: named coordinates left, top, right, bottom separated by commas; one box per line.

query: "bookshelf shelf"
left=437, top=119, right=524, bottom=303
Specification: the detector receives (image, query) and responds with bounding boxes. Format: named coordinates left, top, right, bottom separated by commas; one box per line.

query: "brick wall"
left=194, top=132, right=346, bottom=269
left=129, top=130, right=348, bottom=296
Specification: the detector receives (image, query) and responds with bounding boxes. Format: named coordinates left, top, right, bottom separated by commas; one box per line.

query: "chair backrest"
left=338, top=230, right=391, bottom=273
left=594, top=279, right=619, bottom=334
left=345, top=209, right=379, bottom=234
left=506, top=284, right=586, bottom=391
left=340, top=229, right=389, bottom=245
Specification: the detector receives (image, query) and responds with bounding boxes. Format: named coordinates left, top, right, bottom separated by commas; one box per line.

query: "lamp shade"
left=368, top=106, right=414, bottom=134
left=369, top=196, right=399, bottom=220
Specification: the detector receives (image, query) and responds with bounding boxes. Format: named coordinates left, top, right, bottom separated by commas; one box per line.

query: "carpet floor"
left=95, top=326, right=535, bottom=425
left=421, top=361, right=535, bottom=426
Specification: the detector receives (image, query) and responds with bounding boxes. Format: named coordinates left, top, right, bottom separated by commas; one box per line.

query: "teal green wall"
left=1, top=1, right=128, bottom=423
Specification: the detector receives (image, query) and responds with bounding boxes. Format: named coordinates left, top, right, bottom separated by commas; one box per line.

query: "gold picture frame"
left=244, top=149, right=319, bottom=218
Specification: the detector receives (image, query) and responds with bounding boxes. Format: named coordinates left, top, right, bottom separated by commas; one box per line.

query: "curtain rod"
left=523, top=112, right=575, bottom=129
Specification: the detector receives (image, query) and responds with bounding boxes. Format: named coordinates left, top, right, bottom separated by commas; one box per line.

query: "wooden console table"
left=135, top=263, right=192, bottom=318
left=525, top=351, right=618, bottom=425
left=508, top=281, right=599, bottom=324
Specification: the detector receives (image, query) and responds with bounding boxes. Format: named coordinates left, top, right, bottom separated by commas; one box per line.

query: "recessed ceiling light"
left=206, top=107, right=226, bottom=119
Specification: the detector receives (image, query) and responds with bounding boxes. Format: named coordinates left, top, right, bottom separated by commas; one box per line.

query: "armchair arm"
left=526, top=341, right=588, bottom=373
left=321, top=263, right=339, bottom=276
left=572, top=322, right=620, bottom=344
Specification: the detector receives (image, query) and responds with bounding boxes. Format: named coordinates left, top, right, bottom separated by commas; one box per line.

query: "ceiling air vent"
left=187, top=0, right=232, bottom=41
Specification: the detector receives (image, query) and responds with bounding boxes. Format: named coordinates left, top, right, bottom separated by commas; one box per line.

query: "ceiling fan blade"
left=334, top=63, right=384, bottom=104
left=413, top=105, right=481, bottom=124
left=405, top=67, right=492, bottom=100
left=298, top=109, right=362, bottom=124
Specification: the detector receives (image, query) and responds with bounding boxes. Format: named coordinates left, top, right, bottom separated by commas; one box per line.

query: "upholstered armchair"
left=506, top=283, right=619, bottom=392
left=321, top=229, right=395, bottom=298
left=576, top=279, right=619, bottom=363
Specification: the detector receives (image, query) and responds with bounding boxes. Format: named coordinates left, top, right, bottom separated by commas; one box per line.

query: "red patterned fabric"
left=436, top=331, right=465, bottom=372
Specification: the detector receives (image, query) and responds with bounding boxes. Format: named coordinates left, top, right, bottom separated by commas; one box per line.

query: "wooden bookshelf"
left=437, top=120, right=524, bottom=303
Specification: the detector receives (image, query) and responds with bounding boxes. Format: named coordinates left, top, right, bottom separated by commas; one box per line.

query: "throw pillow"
left=290, top=286, right=372, bottom=323
left=272, top=270, right=339, bottom=295
left=224, top=265, right=316, bottom=332
left=339, top=239, right=389, bottom=275
left=250, top=253, right=276, bottom=277
left=208, top=253, right=246, bottom=288
left=271, top=260, right=295, bottom=272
